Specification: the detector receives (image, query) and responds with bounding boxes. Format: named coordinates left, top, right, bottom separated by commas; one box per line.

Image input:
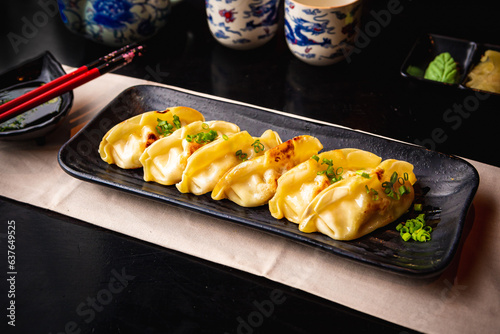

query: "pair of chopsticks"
left=0, top=43, right=145, bottom=123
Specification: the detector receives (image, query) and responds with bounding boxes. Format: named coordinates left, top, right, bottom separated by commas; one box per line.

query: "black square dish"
left=401, top=33, right=477, bottom=86
left=461, top=43, right=500, bottom=95
left=58, top=85, right=479, bottom=278
left=0, top=51, right=73, bottom=141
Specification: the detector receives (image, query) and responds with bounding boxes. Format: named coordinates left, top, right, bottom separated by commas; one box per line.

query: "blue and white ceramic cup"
left=57, top=0, right=171, bottom=46
left=285, top=0, right=362, bottom=65
left=206, top=0, right=281, bottom=50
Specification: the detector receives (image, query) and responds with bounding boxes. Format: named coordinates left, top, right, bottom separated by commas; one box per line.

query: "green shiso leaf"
left=424, top=52, right=458, bottom=84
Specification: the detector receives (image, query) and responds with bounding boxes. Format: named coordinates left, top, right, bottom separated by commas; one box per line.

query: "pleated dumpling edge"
left=98, top=107, right=204, bottom=169
left=298, top=159, right=416, bottom=241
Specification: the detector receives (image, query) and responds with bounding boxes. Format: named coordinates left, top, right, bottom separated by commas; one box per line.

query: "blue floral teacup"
left=206, top=0, right=281, bottom=50
left=57, top=0, right=171, bottom=46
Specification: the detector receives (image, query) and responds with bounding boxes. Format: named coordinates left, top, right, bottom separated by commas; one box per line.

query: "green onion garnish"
left=356, top=170, right=371, bottom=179
left=173, top=115, right=181, bottom=129
left=185, top=130, right=218, bottom=144
left=156, top=118, right=175, bottom=136
left=317, top=159, right=343, bottom=183
left=399, top=185, right=410, bottom=195
left=236, top=150, right=248, bottom=161
left=382, top=171, right=411, bottom=200
left=396, top=214, right=432, bottom=242
left=365, top=185, right=379, bottom=201
left=251, top=139, right=265, bottom=153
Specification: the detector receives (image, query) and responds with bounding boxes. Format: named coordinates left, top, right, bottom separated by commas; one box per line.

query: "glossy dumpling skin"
left=139, top=120, right=240, bottom=185
left=212, top=135, right=323, bottom=207
left=176, top=129, right=282, bottom=195
left=99, top=107, right=204, bottom=169
left=298, top=159, right=417, bottom=241
left=269, top=148, right=382, bottom=224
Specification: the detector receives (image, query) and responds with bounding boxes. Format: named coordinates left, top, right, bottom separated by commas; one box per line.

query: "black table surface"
left=1, top=0, right=498, bottom=333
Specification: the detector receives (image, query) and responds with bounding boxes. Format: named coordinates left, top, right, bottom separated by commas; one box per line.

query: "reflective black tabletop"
left=2, top=0, right=498, bottom=167
left=1, top=0, right=498, bottom=332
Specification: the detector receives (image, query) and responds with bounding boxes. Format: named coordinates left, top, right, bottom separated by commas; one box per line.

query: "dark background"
left=2, top=0, right=499, bottom=167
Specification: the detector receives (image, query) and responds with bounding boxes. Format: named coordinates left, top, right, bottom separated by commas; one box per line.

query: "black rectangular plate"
left=58, top=85, right=479, bottom=278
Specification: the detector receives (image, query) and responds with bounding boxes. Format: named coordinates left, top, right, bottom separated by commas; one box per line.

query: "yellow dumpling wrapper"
left=176, top=130, right=282, bottom=195
left=212, top=135, right=323, bottom=207
left=298, top=159, right=416, bottom=241
left=99, top=107, right=204, bottom=169
left=139, top=120, right=240, bottom=185
left=269, top=148, right=382, bottom=223
left=465, top=50, right=500, bottom=94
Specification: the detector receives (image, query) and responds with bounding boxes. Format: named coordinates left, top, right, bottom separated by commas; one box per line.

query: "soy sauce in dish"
left=0, top=83, right=61, bottom=132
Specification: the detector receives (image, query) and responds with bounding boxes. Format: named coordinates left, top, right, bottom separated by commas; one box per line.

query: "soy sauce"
left=0, top=83, right=61, bottom=132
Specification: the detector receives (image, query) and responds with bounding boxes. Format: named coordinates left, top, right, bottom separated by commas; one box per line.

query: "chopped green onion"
left=399, top=185, right=410, bottom=195
left=236, top=150, right=248, bottom=161
left=382, top=171, right=411, bottom=200
left=156, top=118, right=176, bottom=136
left=222, top=134, right=229, bottom=141
left=251, top=139, right=265, bottom=153
left=365, top=185, right=379, bottom=201
left=318, top=159, right=343, bottom=183
left=173, top=115, right=181, bottom=129
left=202, top=123, right=209, bottom=130
left=414, top=203, right=423, bottom=211
left=397, top=213, right=432, bottom=242
left=356, top=170, right=371, bottom=179
left=185, top=129, right=218, bottom=144
left=387, top=191, right=400, bottom=200
left=390, top=171, right=398, bottom=184
left=311, top=155, right=319, bottom=162
left=406, top=220, right=414, bottom=231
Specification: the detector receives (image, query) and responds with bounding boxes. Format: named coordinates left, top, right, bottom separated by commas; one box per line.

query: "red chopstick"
left=0, top=43, right=138, bottom=116
left=0, top=44, right=145, bottom=123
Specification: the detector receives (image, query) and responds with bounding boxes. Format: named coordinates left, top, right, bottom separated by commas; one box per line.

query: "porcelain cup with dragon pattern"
left=285, top=0, right=363, bottom=65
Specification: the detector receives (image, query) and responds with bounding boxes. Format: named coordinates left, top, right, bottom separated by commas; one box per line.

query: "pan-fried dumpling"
left=212, top=135, right=323, bottom=207
left=99, top=106, right=204, bottom=169
left=139, top=121, right=240, bottom=185
left=269, top=148, right=382, bottom=223
left=139, top=120, right=240, bottom=185
left=298, top=159, right=417, bottom=240
left=176, top=130, right=282, bottom=195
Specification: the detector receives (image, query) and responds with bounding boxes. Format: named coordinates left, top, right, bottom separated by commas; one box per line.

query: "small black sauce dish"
left=400, top=33, right=477, bottom=87
left=462, top=43, right=500, bottom=96
left=0, top=51, right=73, bottom=141
left=401, top=33, right=500, bottom=97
